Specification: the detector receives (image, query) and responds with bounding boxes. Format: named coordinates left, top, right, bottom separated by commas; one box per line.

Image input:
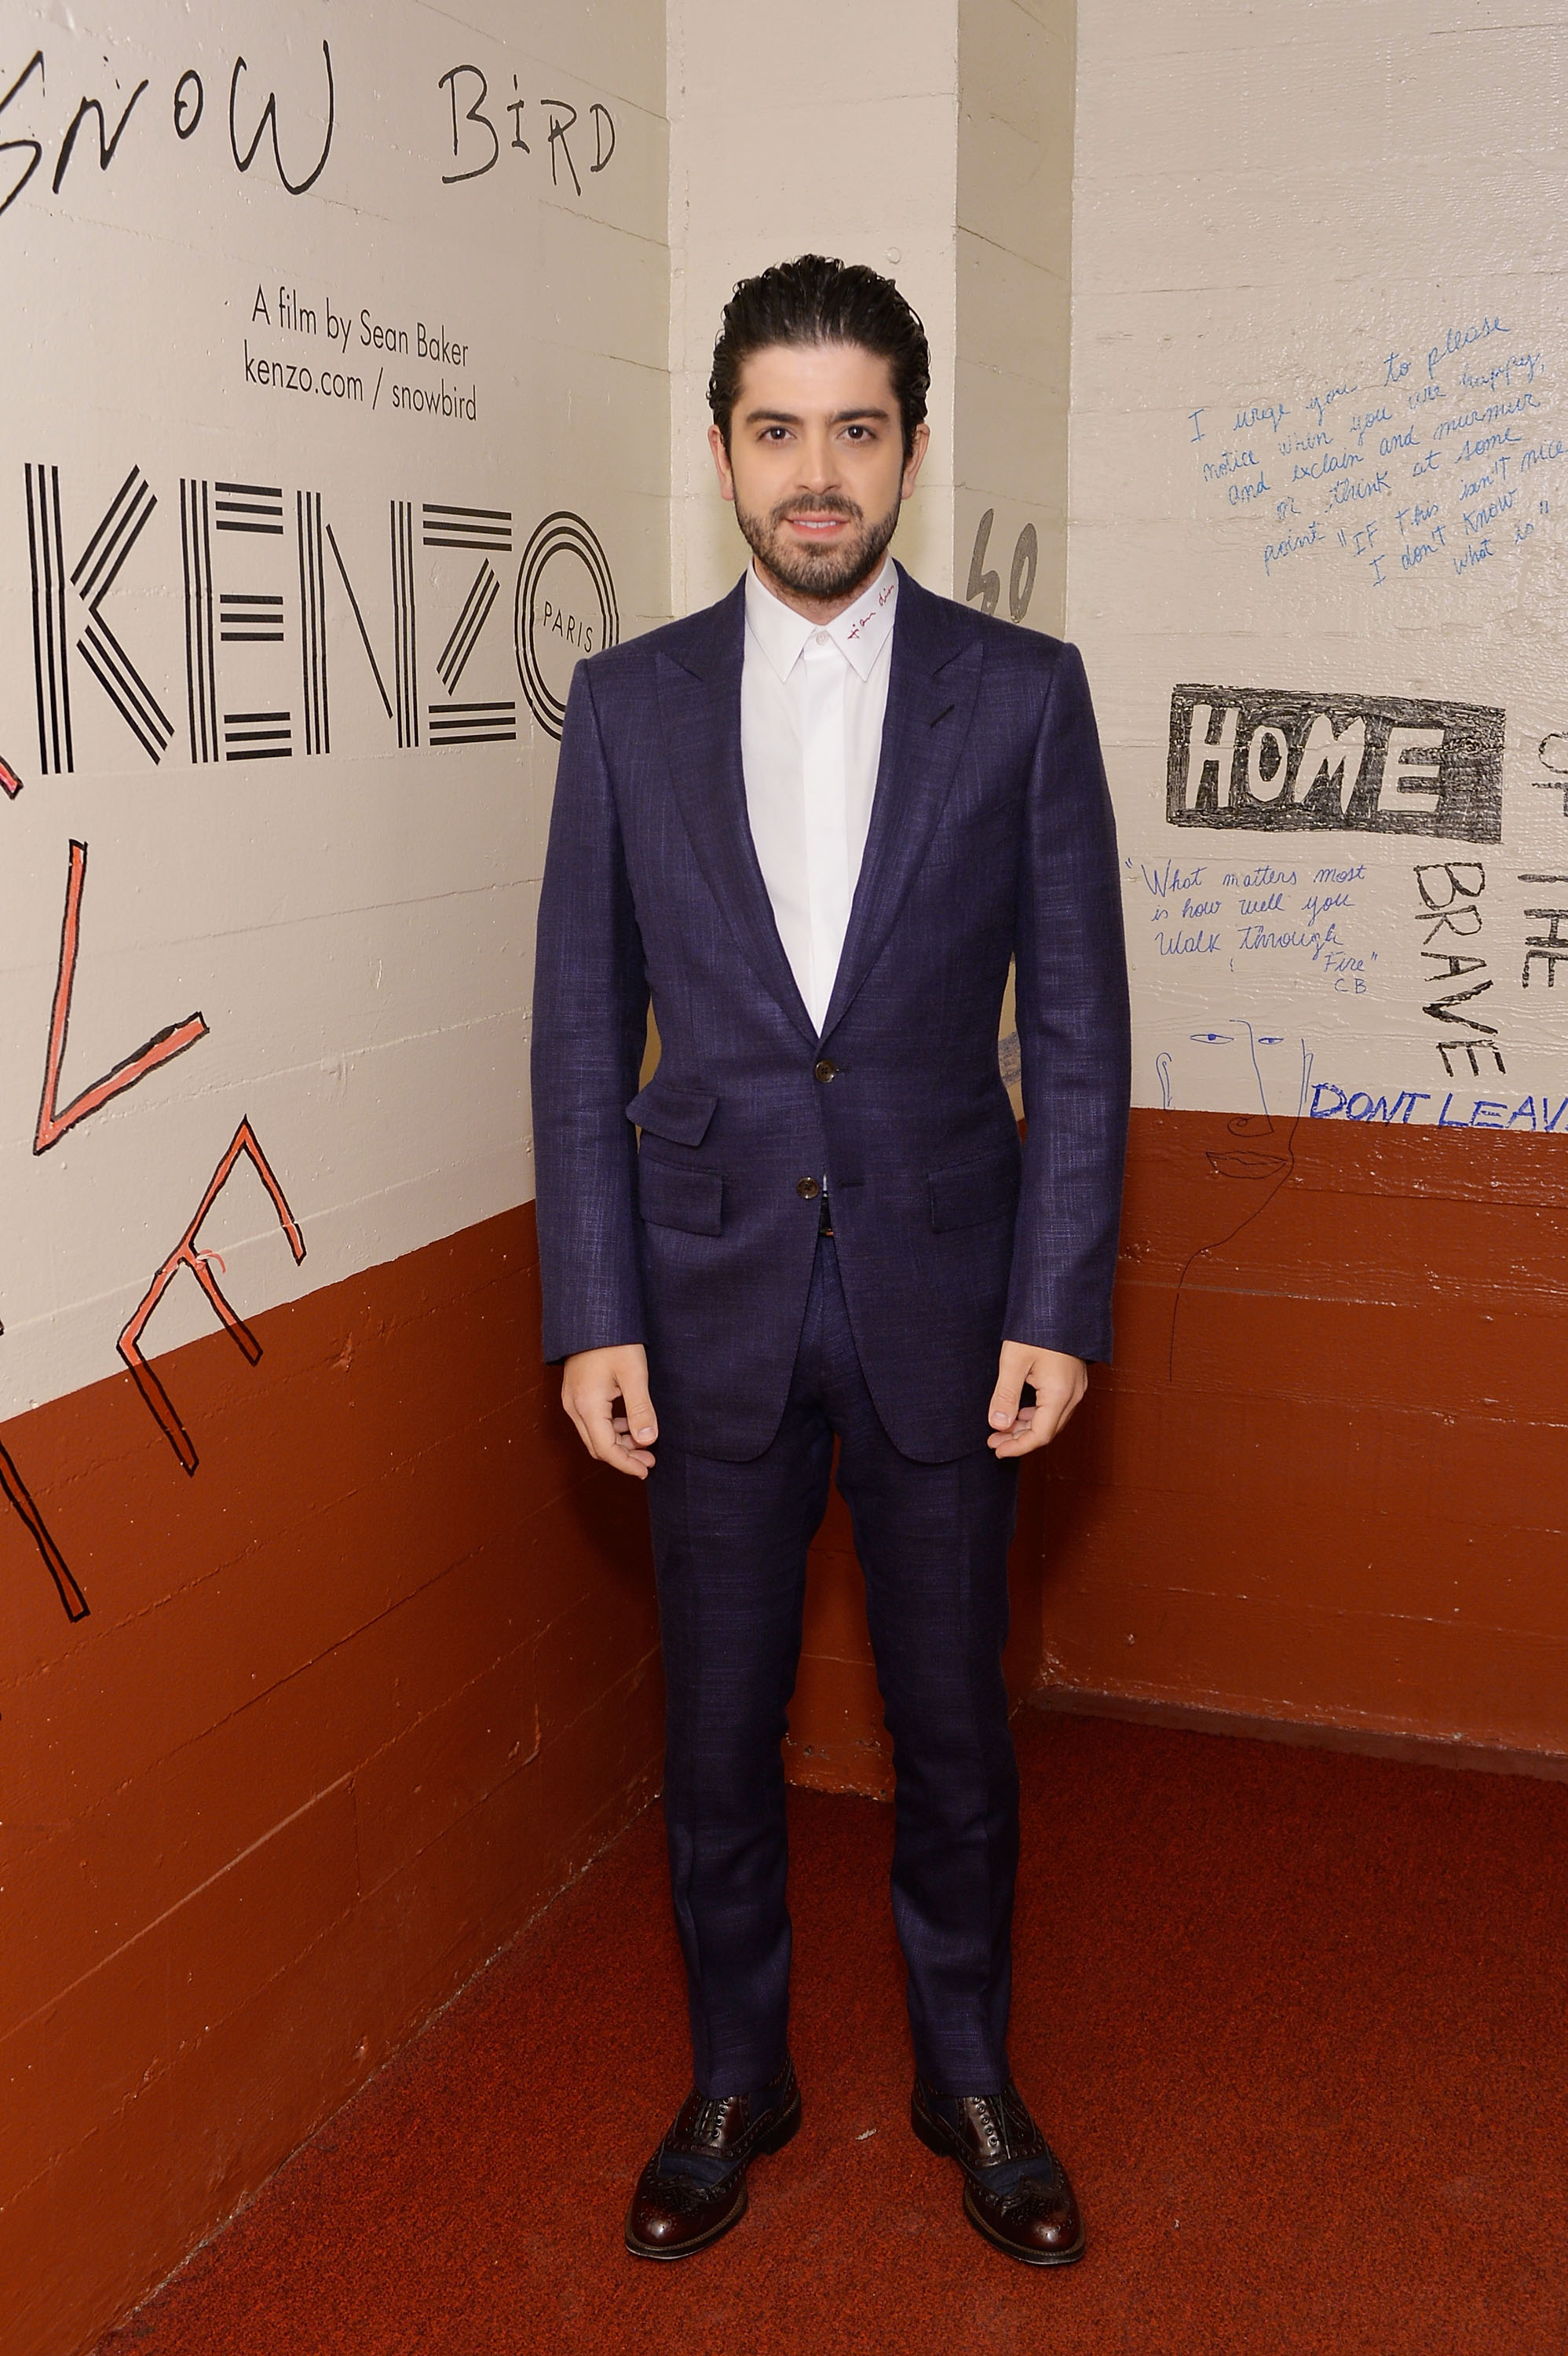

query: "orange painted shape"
left=0, top=752, right=21, bottom=798
left=117, top=1120, right=307, bottom=1475
left=34, top=839, right=208, bottom=1154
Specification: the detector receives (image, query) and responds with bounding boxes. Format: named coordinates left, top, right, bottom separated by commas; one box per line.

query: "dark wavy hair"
left=708, top=254, right=930, bottom=458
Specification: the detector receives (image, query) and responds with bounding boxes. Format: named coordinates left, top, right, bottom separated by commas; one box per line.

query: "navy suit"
left=532, top=565, right=1129, bottom=2094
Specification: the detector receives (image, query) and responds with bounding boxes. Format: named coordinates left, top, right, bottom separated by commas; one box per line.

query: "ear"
left=900, top=419, right=930, bottom=502
left=708, top=422, right=736, bottom=504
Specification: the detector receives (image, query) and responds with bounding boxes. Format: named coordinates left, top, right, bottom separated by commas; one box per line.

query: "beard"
left=734, top=488, right=901, bottom=604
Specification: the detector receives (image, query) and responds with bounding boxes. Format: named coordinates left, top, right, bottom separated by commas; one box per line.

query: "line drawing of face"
left=1158, top=1017, right=1314, bottom=1378
left=1160, top=1017, right=1311, bottom=1140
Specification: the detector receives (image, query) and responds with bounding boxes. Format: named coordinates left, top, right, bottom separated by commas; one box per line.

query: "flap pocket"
left=639, top=1154, right=724, bottom=1237
left=626, top=1075, right=719, bottom=1148
left=927, top=1144, right=1020, bottom=1235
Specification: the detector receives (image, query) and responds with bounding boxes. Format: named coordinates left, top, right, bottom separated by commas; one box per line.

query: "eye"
left=1255, top=1034, right=1285, bottom=1046
left=762, top=426, right=790, bottom=441
left=1190, top=1031, right=1234, bottom=1045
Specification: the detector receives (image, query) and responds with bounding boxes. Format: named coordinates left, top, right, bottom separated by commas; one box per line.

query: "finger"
left=609, top=1414, right=656, bottom=1472
left=987, top=1373, right=1023, bottom=1433
left=1040, top=1384, right=1086, bottom=1443
left=617, top=1371, right=659, bottom=1447
left=579, top=1398, right=622, bottom=1464
left=561, top=1365, right=652, bottom=1477
left=991, top=1376, right=1084, bottom=1453
left=592, top=1405, right=652, bottom=1477
left=565, top=1371, right=627, bottom=1463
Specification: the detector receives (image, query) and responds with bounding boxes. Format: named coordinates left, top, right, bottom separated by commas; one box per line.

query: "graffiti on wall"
left=0, top=35, right=624, bottom=225
left=21, top=460, right=616, bottom=772
left=118, top=1121, right=307, bottom=1476
left=1168, top=686, right=1504, bottom=843
left=3, top=455, right=618, bottom=1622
left=1190, top=313, right=1558, bottom=594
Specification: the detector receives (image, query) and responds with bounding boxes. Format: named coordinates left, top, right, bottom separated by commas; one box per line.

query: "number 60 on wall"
left=965, top=507, right=1039, bottom=624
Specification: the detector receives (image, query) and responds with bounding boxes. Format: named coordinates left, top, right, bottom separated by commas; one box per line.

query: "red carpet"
left=101, top=1711, right=1568, bottom=2356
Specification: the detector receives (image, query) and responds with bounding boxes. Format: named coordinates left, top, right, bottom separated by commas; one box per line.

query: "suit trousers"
left=645, top=1232, right=1022, bottom=2099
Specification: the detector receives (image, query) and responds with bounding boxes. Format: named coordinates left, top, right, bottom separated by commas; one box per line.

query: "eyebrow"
left=742, top=405, right=893, bottom=427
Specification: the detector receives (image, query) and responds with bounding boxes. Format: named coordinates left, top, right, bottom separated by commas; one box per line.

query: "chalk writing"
left=438, top=66, right=617, bottom=195
left=0, top=35, right=623, bottom=226
left=1191, top=309, right=1558, bottom=588
left=229, top=46, right=334, bottom=196
left=1310, top=1085, right=1568, bottom=1132
left=0, top=40, right=336, bottom=225
left=1126, top=853, right=1376, bottom=991
left=1519, top=872, right=1568, bottom=990
left=1168, top=686, right=1504, bottom=841
left=1414, top=862, right=1504, bottom=1076
left=1157, top=1020, right=1312, bottom=1381
left=964, top=509, right=1040, bottom=626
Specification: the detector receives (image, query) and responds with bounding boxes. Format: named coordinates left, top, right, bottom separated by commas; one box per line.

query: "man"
left=532, top=255, right=1129, bottom=2266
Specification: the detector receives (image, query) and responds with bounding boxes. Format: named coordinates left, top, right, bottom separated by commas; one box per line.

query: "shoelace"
left=959, top=2087, right=1046, bottom=2165
left=684, top=2096, right=732, bottom=2150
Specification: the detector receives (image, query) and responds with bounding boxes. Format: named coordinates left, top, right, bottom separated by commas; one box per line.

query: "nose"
left=795, top=426, right=839, bottom=495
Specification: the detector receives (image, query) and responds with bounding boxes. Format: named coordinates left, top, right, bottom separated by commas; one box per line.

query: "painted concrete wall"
left=955, top=0, right=1074, bottom=640
left=2, top=1, right=666, bottom=1429
left=1076, top=0, right=1568, bottom=1129
left=667, top=0, right=959, bottom=614
left=1039, top=0, right=1568, bottom=1756
left=15, top=4, right=1568, bottom=2344
left=0, top=8, right=668, bottom=2352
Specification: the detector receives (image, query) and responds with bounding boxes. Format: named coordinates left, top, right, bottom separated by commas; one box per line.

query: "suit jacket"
left=531, top=563, right=1131, bottom=1465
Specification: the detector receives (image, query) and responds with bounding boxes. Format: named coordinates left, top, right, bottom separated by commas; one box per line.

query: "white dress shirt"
left=740, top=557, right=900, bottom=1033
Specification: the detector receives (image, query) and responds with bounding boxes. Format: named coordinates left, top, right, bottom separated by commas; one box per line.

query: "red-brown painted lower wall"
left=1038, top=1107, right=1568, bottom=1755
left=787, top=1105, right=1568, bottom=1783
left=0, top=1205, right=663, bottom=2356
left=11, top=1106, right=1563, bottom=2351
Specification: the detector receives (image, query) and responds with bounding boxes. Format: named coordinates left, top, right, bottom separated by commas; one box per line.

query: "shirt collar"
left=744, top=557, right=900, bottom=683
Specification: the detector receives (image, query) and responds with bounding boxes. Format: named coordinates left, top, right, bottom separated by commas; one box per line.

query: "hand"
left=561, top=1344, right=658, bottom=1479
left=986, top=1341, right=1087, bottom=1458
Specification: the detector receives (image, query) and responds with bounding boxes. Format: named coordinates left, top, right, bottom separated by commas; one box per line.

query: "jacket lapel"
left=820, top=567, right=984, bottom=1041
left=654, top=580, right=818, bottom=1048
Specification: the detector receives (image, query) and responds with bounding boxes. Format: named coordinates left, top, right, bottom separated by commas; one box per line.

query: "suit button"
left=796, top=1176, right=822, bottom=1200
left=813, top=1058, right=839, bottom=1083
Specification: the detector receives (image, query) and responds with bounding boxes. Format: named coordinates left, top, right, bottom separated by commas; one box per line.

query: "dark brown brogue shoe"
left=912, top=2076, right=1085, bottom=2266
left=624, top=2057, right=801, bottom=2260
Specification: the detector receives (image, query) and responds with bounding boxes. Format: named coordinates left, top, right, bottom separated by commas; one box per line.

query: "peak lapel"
left=654, top=582, right=817, bottom=1048
left=821, top=570, right=984, bottom=1041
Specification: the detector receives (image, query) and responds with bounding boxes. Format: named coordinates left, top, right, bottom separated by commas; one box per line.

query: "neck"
left=751, top=553, right=890, bottom=624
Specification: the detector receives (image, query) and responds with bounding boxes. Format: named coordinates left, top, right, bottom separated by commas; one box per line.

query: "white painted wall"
left=27, top=0, right=1554, bottom=1434
left=956, top=0, right=1073, bottom=640
left=1072, top=0, right=1568, bottom=1137
left=0, top=0, right=669, bottom=1420
left=667, top=0, right=960, bottom=614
